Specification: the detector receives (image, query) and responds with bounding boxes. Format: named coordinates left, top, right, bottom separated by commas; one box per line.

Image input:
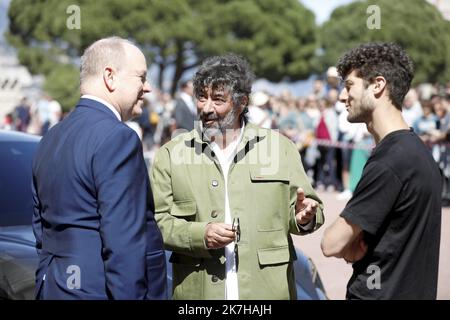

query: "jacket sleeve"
left=93, top=125, right=148, bottom=299
left=285, top=138, right=325, bottom=235
left=151, top=146, right=211, bottom=258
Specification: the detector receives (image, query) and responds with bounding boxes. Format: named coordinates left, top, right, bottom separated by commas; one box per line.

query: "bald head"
left=79, top=36, right=151, bottom=121
left=80, top=37, right=137, bottom=86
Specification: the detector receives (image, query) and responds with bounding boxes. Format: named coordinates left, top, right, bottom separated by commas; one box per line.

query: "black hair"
left=337, top=42, right=414, bottom=110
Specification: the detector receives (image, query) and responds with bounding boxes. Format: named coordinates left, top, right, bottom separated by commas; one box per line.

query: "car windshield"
left=0, top=141, right=39, bottom=226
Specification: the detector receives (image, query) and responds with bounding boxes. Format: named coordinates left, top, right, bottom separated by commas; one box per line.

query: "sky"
left=0, top=1, right=9, bottom=41
left=300, top=0, right=357, bottom=25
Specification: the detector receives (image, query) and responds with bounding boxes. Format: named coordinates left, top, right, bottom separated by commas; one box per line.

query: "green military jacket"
left=151, top=123, right=324, bottom=300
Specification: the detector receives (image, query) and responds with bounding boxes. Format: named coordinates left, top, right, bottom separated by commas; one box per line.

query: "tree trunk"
left=170, top=41, right=185, bottom=97
left=158, top=62, right=165, bottom=91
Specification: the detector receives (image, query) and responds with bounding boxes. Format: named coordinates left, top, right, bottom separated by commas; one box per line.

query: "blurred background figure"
left=325, top=66, right=340, bottom=93
left=1, top=113, right=14, bottom=130
left=153, top=90, right=176, bottom=147
left=12, top=97, right=31, bottom=132
left=413, top=100, right=438, bottom=147
left=314, top=96, right=339, bottom=191
left=136, top=97, right=159, bottom=152
left=403, top=89, right=423, bottom=127
left=312, top=79, right=325, bottom=99
left=248, top=91, right=272, bottom=129
left=47, top=96, right=62, bottom=130
left=173, top=80, right=196, bottom=132
left=31, top=93, right=62, bottom=135
left=428, top=96, right=450, bottom=203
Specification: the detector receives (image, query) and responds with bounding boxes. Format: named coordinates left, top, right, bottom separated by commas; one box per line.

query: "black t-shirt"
left=341, top=129, right=442, bottom=299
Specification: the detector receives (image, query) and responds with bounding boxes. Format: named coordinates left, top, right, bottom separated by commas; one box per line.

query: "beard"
left=347, top=90, right=375, bottom=123
left=200, top=107, right=240, bottom=141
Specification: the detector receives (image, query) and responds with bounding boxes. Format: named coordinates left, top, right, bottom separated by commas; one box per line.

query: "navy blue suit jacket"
left=32, top=98, right=167, bottom=299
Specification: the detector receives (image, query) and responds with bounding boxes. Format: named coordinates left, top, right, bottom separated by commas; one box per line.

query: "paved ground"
left=292, top=190, right=450, bottom=300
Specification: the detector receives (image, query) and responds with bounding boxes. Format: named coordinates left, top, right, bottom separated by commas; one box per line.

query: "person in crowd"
left=32, top=37, right=167, bottom=300
left=321, top=42, right=442, bottom=299
left=13, top=97, right=31, bottom=132
left=247, top=91, right=272, bottom=129
left=174, top=80, right=196, bottom=132
left=402, top=89, right=423, bottom=127
left=151, top=54, right=324, bottom=299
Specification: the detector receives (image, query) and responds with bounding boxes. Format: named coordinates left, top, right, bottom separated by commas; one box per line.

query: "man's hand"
left=295, top=187, right=318, bottom=226
left=204, top=223, right=236, bottom=249
left=342, top=232, right=368, bottom=263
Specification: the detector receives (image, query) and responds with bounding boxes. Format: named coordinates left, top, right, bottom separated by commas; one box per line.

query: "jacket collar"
left=188, top=122, right=267, bottom=146
left=76, top=97, right=121, bottom=121
left=80, top=95, right=121, bottom=121
left=184, top=122, right=267, bottom=164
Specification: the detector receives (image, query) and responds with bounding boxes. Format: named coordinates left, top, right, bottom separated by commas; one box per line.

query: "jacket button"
left=211, top=275, right=219, bottom=283
left=211, top=210, right=218, bottom=218
left=211, top=180, right=219, bottom=187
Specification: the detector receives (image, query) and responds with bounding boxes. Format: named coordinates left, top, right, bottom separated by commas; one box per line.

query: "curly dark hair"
left=336, top=42, right=414, bottom=110
left=193, top=54, right=254, bottom=120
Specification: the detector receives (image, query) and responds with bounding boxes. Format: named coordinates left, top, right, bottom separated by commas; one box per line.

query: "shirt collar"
left=81, top=95, right=121, bottom=121
left=209, top=120, right=245, bottom=155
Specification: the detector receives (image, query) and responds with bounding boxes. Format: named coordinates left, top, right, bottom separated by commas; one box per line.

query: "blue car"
left=0, top=130, right=40, bottom=299
left=0, top=130, right=326, bottom=300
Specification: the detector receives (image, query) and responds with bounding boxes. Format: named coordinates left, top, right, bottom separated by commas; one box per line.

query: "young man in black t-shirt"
left=321, top=43, right=442, bottom=299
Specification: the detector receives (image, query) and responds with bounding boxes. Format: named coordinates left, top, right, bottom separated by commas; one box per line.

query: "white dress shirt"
left=210, top=123, right=244, bottom=300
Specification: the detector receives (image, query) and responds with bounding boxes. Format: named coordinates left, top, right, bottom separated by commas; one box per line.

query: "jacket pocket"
left=169, top=252, right=202, bottom=266
left=171, top=200, right=197, bottom=220
left=249, top=169, right=290, bottom=231
left=170, top=252, right=204, bottom=299
left=257, top=246, right=292, bottom=266
left=249, top=169, right=290, bottom=183
left=256, top=228, right=290, bottom=248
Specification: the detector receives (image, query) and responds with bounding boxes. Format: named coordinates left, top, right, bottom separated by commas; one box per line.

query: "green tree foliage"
left=122, top=0, right=205, bottom=94
left=443, top=22, right=450, bottom=83
left=43, top=64, right=80, bottom=113
left=197, top=0, right=317, bottom=82
left=7, top=0, right=317, bottom=106
left=319, top=0, right=449, bottom=84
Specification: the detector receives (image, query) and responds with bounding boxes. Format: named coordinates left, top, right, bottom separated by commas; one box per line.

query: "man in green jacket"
left=151, top=54, right=324, bottom=300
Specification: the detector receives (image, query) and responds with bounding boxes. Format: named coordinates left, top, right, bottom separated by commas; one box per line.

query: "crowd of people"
left=2, top=94, right=62, bottom=135
left=124, top=77, right=450, bottom=205
left=1, top=36, right=445, bottom=300
left=2, top=68, right=450, bottom=203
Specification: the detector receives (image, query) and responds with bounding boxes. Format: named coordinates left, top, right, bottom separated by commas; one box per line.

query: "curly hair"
left=336, top=42, right=414, bottom=110
left=193, top=54, right=254, bottom=119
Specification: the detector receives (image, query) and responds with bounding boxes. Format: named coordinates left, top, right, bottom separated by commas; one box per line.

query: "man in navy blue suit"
left=31, top=37, right=167, bottom=299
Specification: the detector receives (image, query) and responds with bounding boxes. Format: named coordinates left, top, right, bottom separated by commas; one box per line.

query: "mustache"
left=200, top=112, right=219, bottom=121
